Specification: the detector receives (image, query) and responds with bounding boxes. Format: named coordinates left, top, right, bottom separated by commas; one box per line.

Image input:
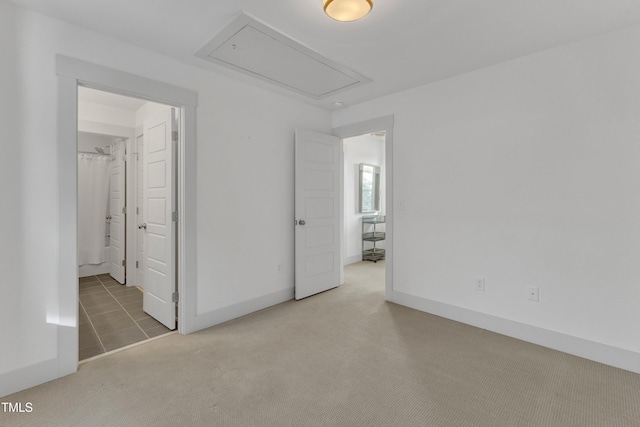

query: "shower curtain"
left=78, top=153, right=111, bottom=265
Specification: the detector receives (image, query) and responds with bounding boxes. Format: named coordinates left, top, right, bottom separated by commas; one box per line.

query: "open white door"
left=295, top=129, right=341, bottom=300
left=142, top=108, right=177, bottom=330
left=109, top=140, right=126, bottom=284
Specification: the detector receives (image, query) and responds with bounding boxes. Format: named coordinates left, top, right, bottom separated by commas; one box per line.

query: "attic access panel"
left=195, top=13, right=371, bottom=99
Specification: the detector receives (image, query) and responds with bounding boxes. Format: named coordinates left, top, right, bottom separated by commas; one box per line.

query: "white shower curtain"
left=78, top=153, right=111, bottom=265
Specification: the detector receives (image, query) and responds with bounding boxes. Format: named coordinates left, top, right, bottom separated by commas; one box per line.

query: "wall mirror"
left=359, top=163, right=381, bottom=213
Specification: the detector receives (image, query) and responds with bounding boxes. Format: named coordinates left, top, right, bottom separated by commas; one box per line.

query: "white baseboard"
left=388, top=290, right=640, bottom=374
left=0, top=358, right=62, bottom=398
left=7, top=288, right=634, bottom=397
left=344, top=255, right=363, bottom=265
left=79, top=263, right=109, bottom=277
left=185, top=288, right=294, bottom=334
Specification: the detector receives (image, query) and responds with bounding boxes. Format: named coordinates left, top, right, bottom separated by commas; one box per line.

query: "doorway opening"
left=342, top=131, right=387, bottom=293
left=335, top=115, right=394, bottom=299
left=292, top=119, right=392, bottom=300
left=57, top=55, right=197, bottom=377
left=77, top=86, right=177, bottom=360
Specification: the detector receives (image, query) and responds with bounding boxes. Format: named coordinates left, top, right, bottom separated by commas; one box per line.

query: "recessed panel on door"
left=147, top=161, right=167, bottom=189
left=305, top=253, right=334, bottom=278
left=305, top=225, right=334, bottom=249
left=147, top=199, right=166, bottom=225
left=305, top=198, right=334, bottom=219
left=305, top=140, right=334, bottom=164
left=306, top=170, right=334, bottom=191
left=148, top=124, right=167, bottom=153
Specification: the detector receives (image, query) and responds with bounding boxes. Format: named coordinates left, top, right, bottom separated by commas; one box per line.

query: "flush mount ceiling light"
left=324, top=0, right=373, bottom=22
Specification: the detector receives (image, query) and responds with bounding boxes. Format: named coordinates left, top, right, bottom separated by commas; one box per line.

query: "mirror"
left=359, top=163, right=381, bottom=213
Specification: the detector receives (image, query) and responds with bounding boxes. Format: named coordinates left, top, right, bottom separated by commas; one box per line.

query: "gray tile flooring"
left=79, top=274, right=172, bottom=360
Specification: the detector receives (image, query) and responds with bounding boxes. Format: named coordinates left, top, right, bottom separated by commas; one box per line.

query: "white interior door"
left=294, top=129, right=341, bottom=300
left=142, top=108, right=176, bottom=330
left=109, top=140, right=126, bottom=284
left=136, top=134, right=145, bottom=289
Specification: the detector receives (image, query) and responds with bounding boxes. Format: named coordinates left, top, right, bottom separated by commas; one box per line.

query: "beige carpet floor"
left=3, top=261, right=640, bottom=426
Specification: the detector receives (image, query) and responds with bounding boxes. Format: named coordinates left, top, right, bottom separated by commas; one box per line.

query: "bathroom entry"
left=78, top=86, right=178, bottom=334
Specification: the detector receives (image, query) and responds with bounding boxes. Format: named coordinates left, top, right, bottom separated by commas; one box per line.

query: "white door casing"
left=52, top=57, right=197, bottom=394
left=109, top=139, right=126, bottom=284
left=136, top=134, right=145, bottom=289
left=142, top=108, right=177, bottom=330
left=294, top=129, right=342, bottom=300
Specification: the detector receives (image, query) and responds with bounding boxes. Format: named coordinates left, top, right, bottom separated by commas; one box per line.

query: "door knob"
left=138, top=223, right=147, bottom=230
left=298, top=219, right=306, bottom=226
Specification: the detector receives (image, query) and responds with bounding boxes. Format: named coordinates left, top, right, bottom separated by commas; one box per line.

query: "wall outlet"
left=527, top=286, right=539, bottom=302
left=475, top=277, right=485, bottom=291
left=277, top=262, right=283, bottom=273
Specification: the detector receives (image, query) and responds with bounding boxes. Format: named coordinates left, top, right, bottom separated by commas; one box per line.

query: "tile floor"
left=79, top=274, right=172, bottom=360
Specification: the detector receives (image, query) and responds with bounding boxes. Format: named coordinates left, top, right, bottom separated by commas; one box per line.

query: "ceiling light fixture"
left=323, top=0, right=373, bottom=22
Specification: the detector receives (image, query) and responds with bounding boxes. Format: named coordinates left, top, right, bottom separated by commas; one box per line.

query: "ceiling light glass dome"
left=323, top=0, right=373, bottom=22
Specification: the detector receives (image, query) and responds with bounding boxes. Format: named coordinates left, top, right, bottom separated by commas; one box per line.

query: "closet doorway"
left=77, top=87, right=177, bottom=360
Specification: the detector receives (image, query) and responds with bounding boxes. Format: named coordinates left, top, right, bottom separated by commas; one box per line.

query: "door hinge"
left=172, top=211, right=179, bottom=222
left=136, top=261, right=139, bottom=268
left=121, top=259, right=126, bottom=267
left=122, top=206, right=127, bottom=214
left=136, top=207, right=139, bottom=215
left=172, top=131, right=178, bottom=142
left=172, top=292, right=179, bottom=303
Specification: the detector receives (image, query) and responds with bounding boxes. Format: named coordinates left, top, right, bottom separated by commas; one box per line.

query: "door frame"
left=56, top=55, right=197, bottom=376
left=333, top=115, right=394, bottom=299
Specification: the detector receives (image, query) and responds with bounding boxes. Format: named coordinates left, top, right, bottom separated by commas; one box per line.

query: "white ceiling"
left=11, top=0, right=640, bottom=110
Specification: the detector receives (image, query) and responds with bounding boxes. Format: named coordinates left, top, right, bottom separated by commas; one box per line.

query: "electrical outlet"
left=277, top=262, right=283, bottom=273
left=527, top=286, right=539, bottom=302
left=475, top=277, right=485, bottom=291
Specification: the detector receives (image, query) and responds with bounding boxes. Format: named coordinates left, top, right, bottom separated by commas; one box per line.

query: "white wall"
left=0, top=1, right=331, bottom=396
left=79, top=89, right=139, bottom=132
left=79, top=102, right=136, bottom=129
left=0, top=0, right=33, bottom=384
left=77, top=132, right=114, bottom=154
left=344, top=134, right=386, bottom=264
left=334, top=23, right=640, bottom=372
left=136, top=101, right=171, bottom=127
